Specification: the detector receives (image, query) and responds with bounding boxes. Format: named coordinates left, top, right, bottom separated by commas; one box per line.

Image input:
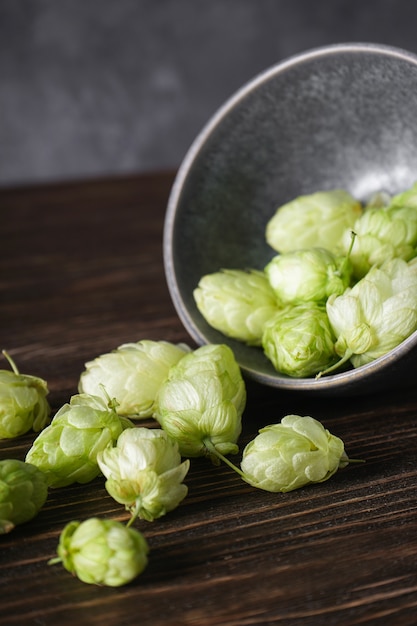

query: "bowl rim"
left=163, top=41, right=417, bottom=392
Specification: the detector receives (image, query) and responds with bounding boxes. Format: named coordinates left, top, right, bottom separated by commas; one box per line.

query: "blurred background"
left=1, top=0, right=417, bottom=187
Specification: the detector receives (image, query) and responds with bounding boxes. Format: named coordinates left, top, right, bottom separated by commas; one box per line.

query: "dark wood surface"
left=1, top=171, right=417, bottom=626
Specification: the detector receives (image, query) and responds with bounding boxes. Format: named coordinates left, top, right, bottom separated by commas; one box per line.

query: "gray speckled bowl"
left=163, top=43, right=417, bottom=396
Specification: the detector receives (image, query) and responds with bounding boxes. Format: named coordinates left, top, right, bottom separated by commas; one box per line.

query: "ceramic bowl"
left=163, top=42, right=417, bottom=396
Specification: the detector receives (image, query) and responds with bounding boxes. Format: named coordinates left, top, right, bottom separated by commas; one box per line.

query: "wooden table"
left=1, top=172, right=417, bottom=626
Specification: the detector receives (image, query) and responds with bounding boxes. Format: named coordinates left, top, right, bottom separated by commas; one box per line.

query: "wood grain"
left=1, top=172, right=417, bottom=626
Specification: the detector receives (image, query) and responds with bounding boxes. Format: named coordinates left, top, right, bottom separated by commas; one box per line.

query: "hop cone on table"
left=78, top=340, right=190, bottom=418
left=240, top=415, right=349, bottom=493
left=26, top=393, right=133, bottom=488
left=97, top=427, right=190, bottom=522
left=0, top=459, right=48, bottom=533
left=155, top=344, right=246, bottom=460
left=0, top=351, right=51, bottom=440
left=49, top=517, right=149, bottom=587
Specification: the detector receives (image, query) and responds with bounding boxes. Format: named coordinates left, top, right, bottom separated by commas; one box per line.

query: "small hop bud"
left=240, top=415, right=350, bottom=493
left=49, top=518, right=149, bottom=587
left=0, top=459, right=48, bottom=533
left=97, top=428, right=190, bottom=523
left=26, top=394, right=133, bottom=488
left=194, top=269, right=280, bottom=345
left=155, top=344, right=246, bottom=459
left=0, top=351, right=51, bottom=440
left=78, top=340, right=191, bottom=418
left=266, top=189, right=362, bottom=255
left=262, top=303, right=337, bottom=378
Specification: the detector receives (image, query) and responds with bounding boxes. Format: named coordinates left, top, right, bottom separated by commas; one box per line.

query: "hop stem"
left=316, top=349, right=353, bottom=379
left=203, top=437, right=248, bottom=481
left=126, top=511, right=137, bottom=528
left=337, top=230, right=357, bottom=278
left=98, top=382, right=120, bottom=413
left=2, top=350, right=19, bottom=375
left=125, top=498, right=144, bottom=527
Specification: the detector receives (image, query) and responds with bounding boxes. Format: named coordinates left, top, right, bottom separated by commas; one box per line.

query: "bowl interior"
left=164, top=43, right=417, bottom=395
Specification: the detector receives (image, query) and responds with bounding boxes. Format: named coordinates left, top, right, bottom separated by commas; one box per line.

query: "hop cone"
left=26, top=394, right=133, bottom=487
left=265, top=247, right=352, bottom=305
left=0, top=352, right=50, bottom=439
left=341, top=203, right=417, bottom=279
left=50, top=518, right=149, bottom=587
left=326, top=257, right=417, bottom=368
left=266, top=189, right=362, bottom=254
left=241, top=415, right=349, bottom=492
left=0, top=459, right=48, bottom=533
left=97, top=427, right=190, bottom=522
left=155, top=344, right=246, bottom=459
left=78, top=340, right=190, bottom=418
left=262, top=303, right=337, bottom=378
left=194, top=269, right=279, bottom=345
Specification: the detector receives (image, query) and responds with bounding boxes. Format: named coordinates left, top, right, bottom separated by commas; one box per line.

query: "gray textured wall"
left=1, top=0, right=417, bottom=186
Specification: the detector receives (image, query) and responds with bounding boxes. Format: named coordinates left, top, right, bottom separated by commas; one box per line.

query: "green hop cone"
left=341, top=203, right=417, bottom=279
left=324, top=257, right=417, bottom=372
left=155, top=344, right=246, bottom=460
left=262, top=303, right=337, bottom=378
left=97, top=427, right=190, bottom=523
left=193, top=269, right=280, bottom=345
left=264, top=247, right=352, bottom=305
left=0, top=459, right=48, bottom=533
left=49, top=517, right=149, bottom=587
left=240, top=415, right=350, bottom=493
left=0, top=351, right=51, bottom=440
left=266, top=189, right=362, bottom=255
left=26, top=394, right=133, bottom=488
left=78, top=340, right=190, bottom=419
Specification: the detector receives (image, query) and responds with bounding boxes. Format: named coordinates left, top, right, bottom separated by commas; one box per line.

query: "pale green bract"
left=193, top=269, right=279, bottom=345
left=97, top=428, right=190, bottom=523
left=0, top=351, right=51, bottom=440
left=262, top=303, right=337, bottom=377
left=240, top=415, right=349, bottom=492
left=78, top=340, right=191, bottom=418
left=266, top=189, right=362, bottom=255
left=155, top=344, right=246, bottom=459
left=325, top=257, right=417, bottom=370
left=340, top=203, right=417, bottom=279
left=389, top=180, right=417, bottom=210
left=365, top=190, right=392, bottom=209
left=25, top=394, right=133, bottom=488
left=0, top=459, right=48, bottom=534
left=49, top=518, right=149, bottom=587
left=264, top=247, right=352, bottom=305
